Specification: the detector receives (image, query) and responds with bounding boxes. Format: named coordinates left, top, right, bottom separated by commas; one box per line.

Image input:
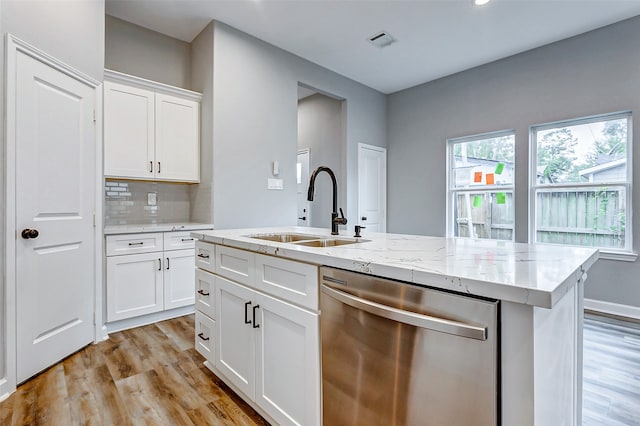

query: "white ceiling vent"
left=368, top=31, right=396, bottom=48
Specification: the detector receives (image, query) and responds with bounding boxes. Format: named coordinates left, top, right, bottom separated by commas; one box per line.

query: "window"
left=447, top=131, right=515, bottom=241
left=531, top=112, right=632, bottom=253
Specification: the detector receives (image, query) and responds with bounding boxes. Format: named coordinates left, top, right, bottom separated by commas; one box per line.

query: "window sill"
left=598, top=251, right=638, bottom=262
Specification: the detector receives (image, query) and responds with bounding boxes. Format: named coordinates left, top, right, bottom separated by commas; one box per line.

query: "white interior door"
left=297, top=149, right=311, bottom=227
left=15, top=50, right=96, bottom=383
left=358, top=144, right=387, bottom=232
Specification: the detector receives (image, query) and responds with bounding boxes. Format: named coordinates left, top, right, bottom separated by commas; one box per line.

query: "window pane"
left=536, top=118, right=627, bottom=184
left=452, top=135, right=514, bottom=188
left=453, top=191, right=514, bottom=241
left=535, top=186, right=626, bottom=249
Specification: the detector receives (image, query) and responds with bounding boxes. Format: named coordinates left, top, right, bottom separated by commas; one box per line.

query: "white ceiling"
left=106, top=0, right=640, bottom=94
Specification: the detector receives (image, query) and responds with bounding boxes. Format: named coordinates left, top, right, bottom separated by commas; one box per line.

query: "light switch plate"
left=147, top=192, right=157, bottom=206
left=267, top=178, right=284, bottom=190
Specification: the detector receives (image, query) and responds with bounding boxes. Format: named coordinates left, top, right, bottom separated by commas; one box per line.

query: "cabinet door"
left=255, top=293, right=320, bottom=426
left=164, top=249, right=195, bottom=310
left=106, top=252, right=163, bottom=321
left=104, top=81, right=155, bottom=179
left=216, top=276, right=256, bottom=399
left=155, top=93, right=200, bottom=182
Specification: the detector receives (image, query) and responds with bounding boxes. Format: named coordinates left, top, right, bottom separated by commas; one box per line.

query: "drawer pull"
left=245, top=301, right=252, bottom=324
left=181, top=238, right=194, bottom=242
left=197, top=289, right=210, bottom=296
left=252, top=305, right=260, bottom=329
left=197, top=332, right=210, bottom=341
left=197, top=253, right=210, bottom=259
left=128, top=242, right=144, bottom=246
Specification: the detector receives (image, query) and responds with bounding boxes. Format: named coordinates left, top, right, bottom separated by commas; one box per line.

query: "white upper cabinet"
left=103, top=70, right=201, bottom=183
left=155, top=93, right=200, bottom=182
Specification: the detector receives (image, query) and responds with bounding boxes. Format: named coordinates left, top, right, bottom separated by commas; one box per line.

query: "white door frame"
left=1, top=34, right=102, bottom=399
left=297, top=148, right=311, bottom=227
left=357, top=143, right=387, bottom=232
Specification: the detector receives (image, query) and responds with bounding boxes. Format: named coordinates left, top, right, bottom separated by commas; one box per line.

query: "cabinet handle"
left=149, top=161, right=153, bottom=173
left=197, top=289, right=210, bottom=296
left=158, top=161, right=161, bottom=173
left=166, top=257, right=170, bottom=270
left=197, top=253, right=209, bottom=259
left=158, top=258, right=162, bottom=271
left=181, top=238, right=194, bottom=242
left=197, top=332, right=210, bottom=341
left=252, top=305, right=260, bottom=329
left=128, top=242, right=144, bottom=246
left=244, top=301, right=252, bottom=324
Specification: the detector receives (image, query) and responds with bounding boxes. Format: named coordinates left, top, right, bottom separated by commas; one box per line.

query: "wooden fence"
left=455, top=188, right=625, bottom=249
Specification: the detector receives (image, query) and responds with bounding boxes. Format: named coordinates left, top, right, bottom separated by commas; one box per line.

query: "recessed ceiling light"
left=474, top=0, right=491, bottom=5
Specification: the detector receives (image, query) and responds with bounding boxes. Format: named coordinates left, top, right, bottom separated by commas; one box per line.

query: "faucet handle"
left=337, top=208, right=347, bottom=225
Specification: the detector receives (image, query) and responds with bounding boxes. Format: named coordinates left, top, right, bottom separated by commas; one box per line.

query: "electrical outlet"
left=147, top=192, right=157, bottom=206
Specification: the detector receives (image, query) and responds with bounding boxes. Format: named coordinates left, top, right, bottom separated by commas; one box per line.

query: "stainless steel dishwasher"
left=320, top=267, right=499, bottom=426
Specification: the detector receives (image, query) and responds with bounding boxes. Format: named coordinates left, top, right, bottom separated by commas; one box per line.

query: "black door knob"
left=361, top=216, right=367, bottom=221
left=298, top=216, right=306, bottom=221
left=21, top=229, right=39, bottom=239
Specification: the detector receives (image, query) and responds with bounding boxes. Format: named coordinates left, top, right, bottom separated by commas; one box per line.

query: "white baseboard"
left=584, top=298, right=640, bottom=321
left=0, top=377, right=14, bottom=402
left=106, top=305, right=195, bottom=334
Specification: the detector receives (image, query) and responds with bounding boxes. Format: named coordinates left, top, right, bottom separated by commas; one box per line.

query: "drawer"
left=256, top=254, right=319, bottom=311
left=195, top=241, right=215, bottom=272
left=106, top=233, right=163, bottom=256
left=195, top=310, right=215, bottom=362
left=215, top=245, right=255, bottom=288
left=164, top=231, right=196, bottom=250
left=195, top=269, right=216, bottom=319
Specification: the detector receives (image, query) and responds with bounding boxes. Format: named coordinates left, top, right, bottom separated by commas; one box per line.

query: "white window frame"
left=529, top=111, right=635, bottom=261
left=446, top=130, right=516, bottom=241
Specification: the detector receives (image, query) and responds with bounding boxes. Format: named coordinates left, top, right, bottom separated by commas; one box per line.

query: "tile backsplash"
left=105, top=180, right=191, bottom=226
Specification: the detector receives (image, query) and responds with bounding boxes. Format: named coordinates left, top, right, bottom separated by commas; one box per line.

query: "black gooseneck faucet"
left=307, top=166, right=347, bottom=235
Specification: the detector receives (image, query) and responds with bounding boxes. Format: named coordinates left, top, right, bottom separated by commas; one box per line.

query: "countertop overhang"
left=191, top=226, right=599, bottom=309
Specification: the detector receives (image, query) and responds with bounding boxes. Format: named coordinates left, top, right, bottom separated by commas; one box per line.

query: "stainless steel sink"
left=293, top=238, right=369, bottom=247
left=246, top=233, right=321, bottom=243
left=246, top=233, right=369, bottom=247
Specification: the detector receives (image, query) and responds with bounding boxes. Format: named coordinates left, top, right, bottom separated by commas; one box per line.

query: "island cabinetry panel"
left=106, top=231, right=195, bottom=322
left=104, top=70, right=201, bottom=183
left=195, top=241, right=320, bottom=426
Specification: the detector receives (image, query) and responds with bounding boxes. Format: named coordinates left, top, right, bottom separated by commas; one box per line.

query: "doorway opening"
left=297, top=84, right=346, bottom=230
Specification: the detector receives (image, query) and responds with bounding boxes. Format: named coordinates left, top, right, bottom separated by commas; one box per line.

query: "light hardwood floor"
left=0, top=315, right=269, bottom=426
left=583, top=315, right=640, bottom=426
left=1, top=314, right=639, bottom=425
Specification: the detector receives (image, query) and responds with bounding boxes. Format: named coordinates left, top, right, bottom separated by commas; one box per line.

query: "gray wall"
left=190, top=22, right=214, bottom=224
left=209, top=22, right=386, bottom=229
left=0, top=0, right=104, bottom=394
left=105, top=15, right=192, bottom=89
left=298, top=94, right=344, bottom=228
left=387, top=16, right=640, bottom=308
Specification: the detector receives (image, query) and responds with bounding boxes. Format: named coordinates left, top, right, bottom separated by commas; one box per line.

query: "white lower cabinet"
left=215, top=275, right=320, bottom=426
left=195, top=310, right=215, bottom=360
left=196, top=242, right=321, bottom=426
left=107, top=252, right=164, bottom=321
left=164, top=249, right=196, bottom=310
left=255, top=291, right=319, bottom=426
left=106, top=231, right=197, bottom=322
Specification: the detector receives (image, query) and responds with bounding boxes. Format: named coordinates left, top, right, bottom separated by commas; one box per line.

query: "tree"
left=537, top=128, right=577, bottom=183
left=454, top=136, right=514, bottom=162
left=586, top=119, right=627, bottom=167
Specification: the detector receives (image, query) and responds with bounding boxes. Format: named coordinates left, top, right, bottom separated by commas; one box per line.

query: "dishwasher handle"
left=321, top=284, right=488, bottom=341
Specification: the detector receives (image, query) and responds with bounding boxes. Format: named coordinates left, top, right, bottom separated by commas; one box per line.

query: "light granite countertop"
left=191, top=226, right=599, bottom=309
left=104, top=222, right=213, bottom=235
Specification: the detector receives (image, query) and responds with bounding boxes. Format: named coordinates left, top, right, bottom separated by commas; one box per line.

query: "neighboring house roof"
left=578, top=158, right=626, bottom=177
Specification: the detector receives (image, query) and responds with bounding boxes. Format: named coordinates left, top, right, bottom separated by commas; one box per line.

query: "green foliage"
left=586, top=119, right=627, bottom=167
left=454, top=136, right=514, bottom=162
left=537, top=128, right=577, bottom=183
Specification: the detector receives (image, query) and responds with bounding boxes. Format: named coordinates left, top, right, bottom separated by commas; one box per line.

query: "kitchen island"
left=191, top=226, right=599, bottom=426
